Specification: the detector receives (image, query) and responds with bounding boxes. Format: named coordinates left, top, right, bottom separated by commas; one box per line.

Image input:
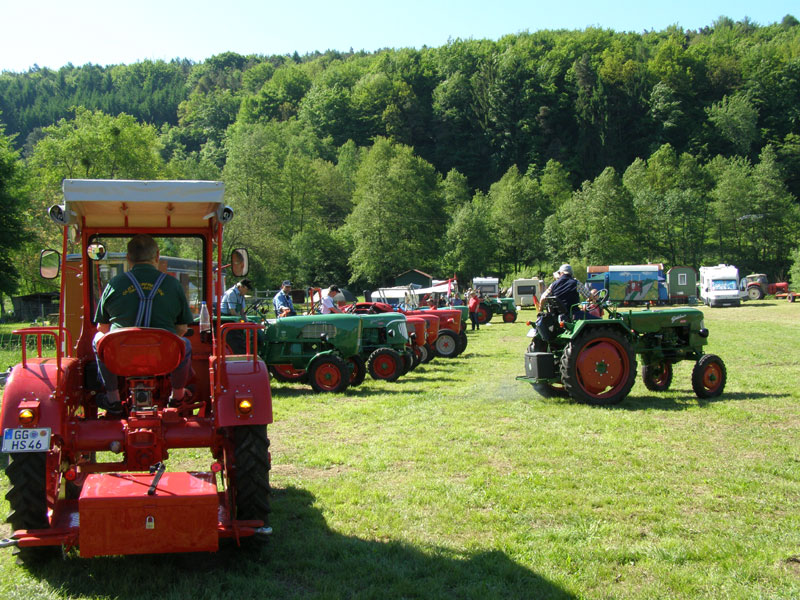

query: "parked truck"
left=699, top=264, right=745, bottom=307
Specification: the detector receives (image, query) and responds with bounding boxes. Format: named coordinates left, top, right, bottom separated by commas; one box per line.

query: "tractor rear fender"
left=567, top=319, right=633, bottom=341
left=0, top=357, right=80, bottom=436
left=214, top=357, right=273, bottom=428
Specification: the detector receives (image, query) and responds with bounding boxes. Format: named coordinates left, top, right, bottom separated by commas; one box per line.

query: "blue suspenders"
left=125, top=271, right=168, bottom=327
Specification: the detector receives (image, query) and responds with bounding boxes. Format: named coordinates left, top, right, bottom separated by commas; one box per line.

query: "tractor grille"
left=301, top=323, right=338, bottom=339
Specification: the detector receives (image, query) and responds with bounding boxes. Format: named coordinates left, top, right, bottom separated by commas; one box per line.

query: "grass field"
left=0, top=302, right=799, bottom=599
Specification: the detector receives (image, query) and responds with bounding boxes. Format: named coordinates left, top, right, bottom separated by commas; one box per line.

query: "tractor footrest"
left=524, top=352, right=556, bottom=380
left=78, top=471, right=219, bottom=557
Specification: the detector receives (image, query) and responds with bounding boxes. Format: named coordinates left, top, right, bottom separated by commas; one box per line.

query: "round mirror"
left=87, top=243, right=106, bottom=260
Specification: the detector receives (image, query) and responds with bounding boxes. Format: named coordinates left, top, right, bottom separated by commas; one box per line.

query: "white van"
left=512, top=278, right=545, bottom=307
left=699, top=264, right=745, bottom=307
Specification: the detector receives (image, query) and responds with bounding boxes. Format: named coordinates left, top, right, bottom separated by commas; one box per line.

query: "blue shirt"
left=273, top=290, right=295, bottom=317
left=221, top=285, right=246, bottom=316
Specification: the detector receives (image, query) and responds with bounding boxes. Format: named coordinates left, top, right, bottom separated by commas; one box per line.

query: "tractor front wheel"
left=458, top=331, right=468, bottom=355
left=502, top=311, right=517, bottom=323
left=434, top=330, right=460, bottom=358
left=308, top=355, right=349, bottom=393
left=421, top=344, right=435, bottom=363
left=346, top=355, right=367, bottom=387
left=560, top=327, right=637, bottom=405
left=692, top=354, right=726, bottom=399
left=231, top=425, right=271, bottom=523
left=642, top=361, right=673, bottom=392
left=5, top=451, right=60, bottom=563
left=415, top=344, right=429, bottom=365
left=368, top=348, right=402, bottom=381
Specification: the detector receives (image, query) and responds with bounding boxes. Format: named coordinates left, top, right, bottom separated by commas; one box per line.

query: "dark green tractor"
left=517, top=290, right=726, bottom=405
left=355, top=313, right=414, bottom=383
left=477, top=296, right=518, bottom=324
left=258, top=313, right=363, bottom=394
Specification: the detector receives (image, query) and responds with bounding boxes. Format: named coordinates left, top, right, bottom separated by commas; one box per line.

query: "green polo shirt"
left=94, top=263, right=194, bottom=334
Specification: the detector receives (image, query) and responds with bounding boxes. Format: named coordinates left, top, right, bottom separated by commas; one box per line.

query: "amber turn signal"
left=18, top=408, right=36, bottom=425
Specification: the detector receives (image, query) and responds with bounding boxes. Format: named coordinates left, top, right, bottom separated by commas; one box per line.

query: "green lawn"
left=0, top=302, right=799, bottom=599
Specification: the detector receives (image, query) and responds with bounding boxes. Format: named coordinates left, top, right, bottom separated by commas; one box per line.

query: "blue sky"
left=2, top=0, right=796, bottom=72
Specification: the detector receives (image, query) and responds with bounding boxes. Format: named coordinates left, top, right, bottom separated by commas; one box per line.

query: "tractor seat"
left=96, top=328, right=186, bottom=377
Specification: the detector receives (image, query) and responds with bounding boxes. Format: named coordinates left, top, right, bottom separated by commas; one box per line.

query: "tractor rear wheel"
left=642, top=361, right=673, bottom=391
left=502, top=311, right=517, bottom=323
left=477, top=303, right=492, bottom=324
left=231, top=425, right=271, bottom=523
left=560, top=327, right=637, bottom=405
left=346, top=355, right=367, bottom=387
left=5, top=452, right=60, bottom=563
left=747, top=286, right=763, bottom=300
left=434, top=330, right=460, bottom=358
left=692, top=354, right=726, bottom=399
left=308, top=355, right=349, bottom=393
left=367, top=348, right=402, bottom=381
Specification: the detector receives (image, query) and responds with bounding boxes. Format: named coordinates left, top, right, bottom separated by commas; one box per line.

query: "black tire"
left=416, top=344, right=429, bottom=365
left=367, top=347, right=402, bottom=382
left=346, top=355, right=367, bottom=387
left=308, top=355, right=349, bottom=393
left=434, top=330, right=460, bottom=358
left=477, top=303, right=492, bottom=324
left=402, top=349, right=416, bottom=373
left=642, top=361, right=673, bottom=392
left=692, top=354, right=727, bottom=399
left=5, top=452, right=60, bottom=563
left=560, top=327, right=637, bottom=405
left=231, top=425, right=271, bottom=523
left=458, top=331, right=468, bottom=355
left=421, top=344, right=435, bottom=363
left=747, top=286, right=763, bottom=301
left=502, top=311, right=517, bottom=323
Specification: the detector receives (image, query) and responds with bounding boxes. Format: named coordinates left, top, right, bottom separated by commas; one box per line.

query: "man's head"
left=238, top=278, right=253, bottom=293
left=558, top=264, right=573, bottom=277
left=328, top=285, right=340, bottom=297
left=127, top=234, right=159, bottom=265
left=281, top=280, right=292, bottom=292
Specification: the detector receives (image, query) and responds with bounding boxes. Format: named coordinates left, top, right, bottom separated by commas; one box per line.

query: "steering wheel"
left=246, top=298, right=270, bottom=318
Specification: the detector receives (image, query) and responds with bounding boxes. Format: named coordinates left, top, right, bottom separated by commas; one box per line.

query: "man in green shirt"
left=93, top=234, right=195, bottom=414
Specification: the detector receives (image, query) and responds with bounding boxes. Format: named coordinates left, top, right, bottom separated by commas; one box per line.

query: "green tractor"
left=477, top=296, right=517, bottom=324
left=259, top=314, right=363, bottom=394
left=517, top=290, right=726, bottom=405
left=355, top=313, right=415, bottom=383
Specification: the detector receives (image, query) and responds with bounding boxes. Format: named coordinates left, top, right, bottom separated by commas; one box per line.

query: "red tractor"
left=1, top=180, right=272, bottom=562
left=742, top=273, right=789, bottom=300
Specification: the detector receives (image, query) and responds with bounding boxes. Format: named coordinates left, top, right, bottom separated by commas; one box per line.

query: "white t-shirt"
left=321, top=295, right=336, bottom=314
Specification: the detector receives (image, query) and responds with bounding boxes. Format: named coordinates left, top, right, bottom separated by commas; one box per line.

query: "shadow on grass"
left=611, top=390, right=782, bottom=411
left=25, top=486, right=575, bottom=600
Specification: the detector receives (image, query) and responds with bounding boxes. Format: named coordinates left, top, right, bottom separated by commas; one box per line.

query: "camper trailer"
left=699, top=264, right=744, bottom=307
left=472, top=277, right=500, bottom=298
left=512, top=278, right=545, bottom=307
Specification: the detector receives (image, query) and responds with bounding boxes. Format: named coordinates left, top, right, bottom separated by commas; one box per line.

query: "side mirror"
left=231, top=248, right=249, bottom=277
left=87, top=243, right=106, bottom=261
left=40, top=249, right=61, bottom=279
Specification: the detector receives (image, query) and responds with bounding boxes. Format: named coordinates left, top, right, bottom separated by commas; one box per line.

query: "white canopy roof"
left=60, top=179, right=226, bottom=228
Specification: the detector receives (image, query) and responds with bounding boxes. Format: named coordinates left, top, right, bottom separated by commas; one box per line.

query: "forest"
left=1, top=14, right=800, bottom=307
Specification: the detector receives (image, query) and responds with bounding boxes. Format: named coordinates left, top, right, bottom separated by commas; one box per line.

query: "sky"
left=1, top=0, right=797, bottom=73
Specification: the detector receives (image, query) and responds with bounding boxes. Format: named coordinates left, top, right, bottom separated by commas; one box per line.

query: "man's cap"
left=559, top=264, right=573, bottom=275
left=282, top=280, right=292, bottom=287
left=239, top=278, right=253, bottom=290
left=329, top=285, right=340, bottom=293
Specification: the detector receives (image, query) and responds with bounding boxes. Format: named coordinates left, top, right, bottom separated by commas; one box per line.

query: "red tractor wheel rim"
left=503, top=312, right=515, bottom=322
left=274, top=364, right=305, bottom=380
left=575, top=337, right=630, bottom=398
left=478, top=307, right=490, bottom=322
left=314, top=362, right=342, bottom=391
left=653, top=362, right=669, bottom=386
left=374, top=355, right=397, bottom=378
left=701, top=362, right=723, bottom=393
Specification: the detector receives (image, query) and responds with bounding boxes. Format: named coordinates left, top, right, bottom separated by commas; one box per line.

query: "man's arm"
left=175, top=324, right=188, bottom=337
left=97, top=323, right=111, bottom=334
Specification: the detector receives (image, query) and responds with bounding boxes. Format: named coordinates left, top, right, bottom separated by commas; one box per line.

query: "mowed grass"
left=0, top=302, right=799, bottom=599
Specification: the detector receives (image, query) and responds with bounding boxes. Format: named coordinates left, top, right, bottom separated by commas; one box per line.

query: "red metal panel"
left=78, top=472, right=218, bottom=557
left=213, top=358, right=273, bottom=428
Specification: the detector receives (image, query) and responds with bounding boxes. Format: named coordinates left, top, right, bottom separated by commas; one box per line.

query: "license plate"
left=2, top=428, right=51, bottom=453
